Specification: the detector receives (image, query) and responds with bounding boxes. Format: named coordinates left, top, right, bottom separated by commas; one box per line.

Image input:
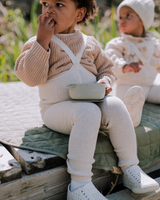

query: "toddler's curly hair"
left=74, top=0, right=98, bottom=24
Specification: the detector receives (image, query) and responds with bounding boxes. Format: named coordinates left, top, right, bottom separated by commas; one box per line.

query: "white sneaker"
left=67, top=182, right=107, bottom=200
left=123, top=86, right=145, bottom=127
left=123, top=165, right=159, bottom=194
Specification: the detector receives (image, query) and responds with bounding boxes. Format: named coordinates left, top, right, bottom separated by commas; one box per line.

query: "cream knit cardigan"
left=105, top=32, right=160, bottom=86
left=15, top=29, right=115, bottom=87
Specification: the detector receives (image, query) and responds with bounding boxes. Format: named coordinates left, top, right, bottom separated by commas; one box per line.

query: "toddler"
left=105, top=0, right=160, bottom=128
left=15, top=0, right=159, bottom=199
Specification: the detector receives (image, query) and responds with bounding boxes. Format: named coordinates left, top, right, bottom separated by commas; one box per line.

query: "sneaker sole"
left=123, top=86, right=145, bottom=127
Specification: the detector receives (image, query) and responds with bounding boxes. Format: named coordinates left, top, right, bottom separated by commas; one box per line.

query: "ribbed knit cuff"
left=98, top=74, right=113, bottom=84
left=97, top=76, right=111, bottom=84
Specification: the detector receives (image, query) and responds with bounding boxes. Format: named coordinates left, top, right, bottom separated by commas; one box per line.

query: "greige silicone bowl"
left=67, top=83, right=105, bottom=100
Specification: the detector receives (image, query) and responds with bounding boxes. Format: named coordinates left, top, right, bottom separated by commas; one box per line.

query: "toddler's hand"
left=37, top=14, right=55, bottom=51
left=122, top=62, right=143, bottom=73
left=97, top=79, right=112, bottom=95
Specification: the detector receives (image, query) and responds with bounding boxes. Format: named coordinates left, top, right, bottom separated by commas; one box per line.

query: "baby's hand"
left=37, top=14, right=55, bottom=51
left=97, top=79, right=112, bottom=95
left=122, top=62, right=143, bottom=73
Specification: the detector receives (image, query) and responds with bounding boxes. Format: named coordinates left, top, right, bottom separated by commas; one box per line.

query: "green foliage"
left=111, top=6, right=117, bottom=39
left=81, top=8, right=118, bottom=49
left=30, top=0, right=39, bottom=35
left=0, top=0, right=38, bottom=82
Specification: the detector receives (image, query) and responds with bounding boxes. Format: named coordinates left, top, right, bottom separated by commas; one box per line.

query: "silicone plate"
left=71, top=97, right=105, bottom=102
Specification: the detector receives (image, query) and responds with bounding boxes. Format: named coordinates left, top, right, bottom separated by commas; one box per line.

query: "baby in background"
left=105, top=0, right=160, bottom=127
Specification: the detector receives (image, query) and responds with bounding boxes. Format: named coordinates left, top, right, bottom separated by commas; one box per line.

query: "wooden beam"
left=0, top=166, right=116, bottom=200
left=3, top=144, right=66, bottom=175
left=0, top=143, right=22, bottom=184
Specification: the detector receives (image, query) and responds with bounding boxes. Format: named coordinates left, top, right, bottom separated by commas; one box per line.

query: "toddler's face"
left=118, top=6, right=144, bottom=37
left=41, top=0, right=81, bottom=34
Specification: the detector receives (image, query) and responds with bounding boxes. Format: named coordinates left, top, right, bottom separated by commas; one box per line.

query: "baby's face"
left=118, top=6, right=144, bottom=37
left=40, top=0, right=79, bottom=34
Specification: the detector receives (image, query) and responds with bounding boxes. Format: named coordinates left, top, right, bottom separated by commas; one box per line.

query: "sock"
left=70, top=180, right=90, bottom=192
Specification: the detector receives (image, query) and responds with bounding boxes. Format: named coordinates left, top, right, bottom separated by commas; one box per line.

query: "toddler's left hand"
left=122, top=62, right=142, bottom=73
left=97, top=79, right=112, bottom=95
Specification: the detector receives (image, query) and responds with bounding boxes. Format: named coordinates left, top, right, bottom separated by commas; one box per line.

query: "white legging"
left=42, top=95, right=139, bottom=183
left=40, top=34, right=139, bottom=183
left=116, top=84, right=160, bottom=104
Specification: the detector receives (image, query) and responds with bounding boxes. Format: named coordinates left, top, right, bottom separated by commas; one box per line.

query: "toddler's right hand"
left=122, top=62, right=143, bottom=73
left=37, top=14, right=55, bottom=51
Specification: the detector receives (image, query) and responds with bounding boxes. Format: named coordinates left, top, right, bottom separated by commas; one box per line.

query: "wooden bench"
left=1, top=142, right=160, bottom=200
left=0, top=142, right=118, bottom=199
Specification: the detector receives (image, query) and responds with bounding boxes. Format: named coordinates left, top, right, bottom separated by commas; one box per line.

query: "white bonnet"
left=117, top=0, right=155, bottom=30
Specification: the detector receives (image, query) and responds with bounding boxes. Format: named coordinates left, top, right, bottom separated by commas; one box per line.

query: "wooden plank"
left=0, top=166, right=116, bottom=200
left=3, top=144, right=66, bottom=175
left=106, top=177, right=160, bottom=200
left=0, top=143, right=22, bottom=184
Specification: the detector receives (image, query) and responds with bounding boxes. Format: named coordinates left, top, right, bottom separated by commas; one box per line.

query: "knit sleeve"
left=105, top=37, right=128, bottom=74
left=14, top=36, right=50, bottom=86
left=92, top=38, right=115, bottom=85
